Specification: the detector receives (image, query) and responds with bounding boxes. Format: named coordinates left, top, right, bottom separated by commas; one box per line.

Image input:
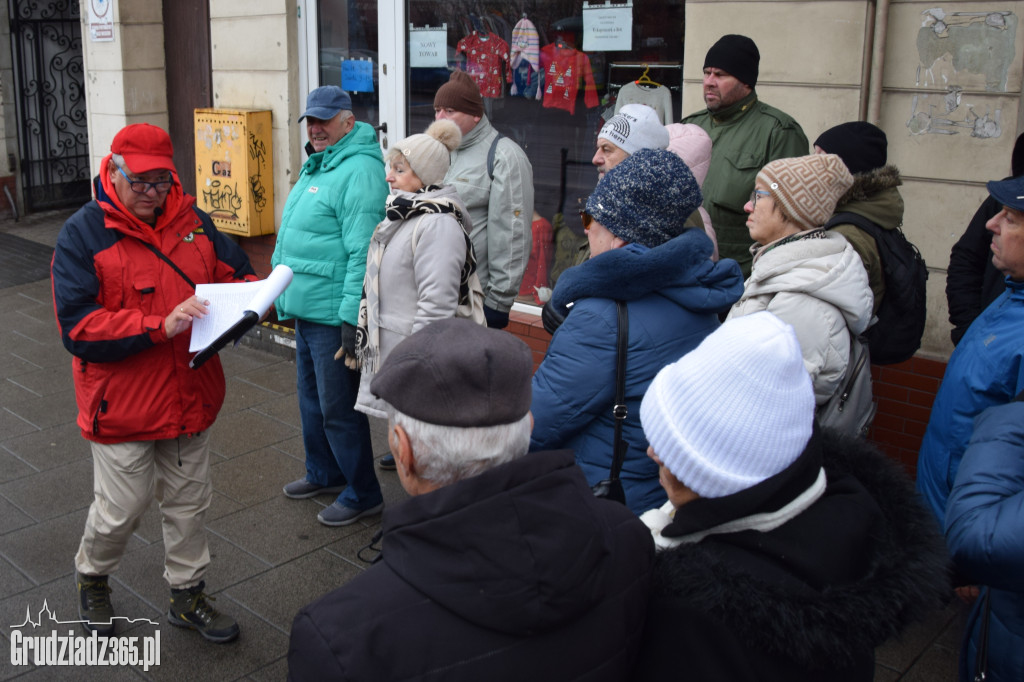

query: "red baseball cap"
left=110, top=123, right=177, bottom=174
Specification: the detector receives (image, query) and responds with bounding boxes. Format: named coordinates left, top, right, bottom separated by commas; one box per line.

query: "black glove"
left=541, top=300, right=566, bottom=335
left=334, top=322, right=361, bottom=370
left=341, top=322, right=358, bottom=356
left=483, top=306, right=510, bottom=329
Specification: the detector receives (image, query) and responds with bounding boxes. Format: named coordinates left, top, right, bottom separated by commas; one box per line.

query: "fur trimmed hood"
left=650, top=429, right=950, bottom=671
left=834, top=165, right=905, bottom=230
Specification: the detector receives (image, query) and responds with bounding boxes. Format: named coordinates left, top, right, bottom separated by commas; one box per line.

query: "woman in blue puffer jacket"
left=945, top=391, right=1024, bottom=682
left=530, top=148, right=744, bottom=515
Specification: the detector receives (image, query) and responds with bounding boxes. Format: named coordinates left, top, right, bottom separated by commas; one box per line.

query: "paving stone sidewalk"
left=0, top=211, right=963, bottom=680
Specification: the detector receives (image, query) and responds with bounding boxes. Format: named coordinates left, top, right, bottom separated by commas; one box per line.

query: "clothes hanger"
left=635, top=65, right=661, bottom=87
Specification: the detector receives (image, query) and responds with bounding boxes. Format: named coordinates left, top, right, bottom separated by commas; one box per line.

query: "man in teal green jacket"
left=682, top=35, right=808, bottom=275
left=272, top=86, right=388, bottom=527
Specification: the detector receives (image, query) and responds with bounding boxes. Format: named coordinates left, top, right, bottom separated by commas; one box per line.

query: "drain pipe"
left=4, top=184, right=18, bottom=222
left=867, top=0, right=891, bottom=124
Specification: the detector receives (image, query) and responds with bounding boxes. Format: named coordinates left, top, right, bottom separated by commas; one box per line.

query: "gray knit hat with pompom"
left=388, top=120, right=462, bottom=186
left=586, top=148, right=702, bottom=249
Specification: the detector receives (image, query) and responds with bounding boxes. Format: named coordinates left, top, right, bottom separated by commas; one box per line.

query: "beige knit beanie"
left=757, top=154, right=853, bottom=230
left=389, top=120, right=462, bottom=187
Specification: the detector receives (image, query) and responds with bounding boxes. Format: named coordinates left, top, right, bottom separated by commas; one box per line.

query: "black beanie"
left=703, top=35, right=759, bottom=87
left=814, top=121, right=888, bottom=175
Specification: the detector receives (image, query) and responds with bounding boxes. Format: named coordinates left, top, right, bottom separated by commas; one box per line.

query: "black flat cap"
left=370, top=318, right=533, bottom=427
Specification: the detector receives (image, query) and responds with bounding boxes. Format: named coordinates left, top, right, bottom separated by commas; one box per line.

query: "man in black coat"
left=288, top=318, right=654, bottom=682
left=946, top=132, right=1024, bottom=344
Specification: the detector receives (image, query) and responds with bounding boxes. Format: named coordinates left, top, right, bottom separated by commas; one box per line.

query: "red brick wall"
left=507, top=308, right=947, bottom=477
left=508, top=310, right=552, bottom=372
left=241, top=234, right=276, bottom=279
left=867, top=355, right=946, bottom=475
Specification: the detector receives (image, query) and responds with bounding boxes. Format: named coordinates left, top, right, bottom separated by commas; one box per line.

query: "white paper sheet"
left=189, top=264, right=293, bottom=352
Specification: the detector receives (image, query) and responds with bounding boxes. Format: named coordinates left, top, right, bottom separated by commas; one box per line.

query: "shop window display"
left=406, top=0, right=685, bottom=305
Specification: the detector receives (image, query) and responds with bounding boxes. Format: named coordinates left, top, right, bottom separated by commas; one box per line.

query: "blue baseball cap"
left=299, top=86, right=352, bottom=121
left=987, top=176, right=1024, bottom=211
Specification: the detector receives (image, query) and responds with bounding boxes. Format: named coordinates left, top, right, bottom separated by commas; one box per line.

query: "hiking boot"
left=76, top=571, right=115, bottom=637
left=282, top=478, right=346, bottom=499
left=317, top=501, right=384, bottom=527
left=167, top=581, right=239, bottom=643
left=377, top=454, right=397, bottom=471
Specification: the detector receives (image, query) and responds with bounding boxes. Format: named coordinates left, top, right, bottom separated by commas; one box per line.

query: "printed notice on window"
left=342, top=59, right=375, bottom=93
left=583, top=1, right=633, bottom=52
left=410, top=25, right=448, bottom=68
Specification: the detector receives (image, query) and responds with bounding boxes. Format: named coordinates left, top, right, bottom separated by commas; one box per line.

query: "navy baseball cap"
left=987, top=176, right=1024, bottom=211
left=299, top=86, right=352, bottom=121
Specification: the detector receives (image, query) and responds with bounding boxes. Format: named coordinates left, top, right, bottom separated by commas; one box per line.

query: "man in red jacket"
left=51, top=123, right=255, bottom=643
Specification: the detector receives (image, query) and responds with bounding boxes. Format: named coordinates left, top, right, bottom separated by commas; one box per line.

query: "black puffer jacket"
left=289, top=450, right=654, bottom=681
left=947, top=193, right=1007, bottom=345
left=633, top=428, right=950, bottom=682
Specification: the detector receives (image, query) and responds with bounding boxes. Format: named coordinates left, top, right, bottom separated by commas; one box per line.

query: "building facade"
left=3, top=0, right=1019, bottom=466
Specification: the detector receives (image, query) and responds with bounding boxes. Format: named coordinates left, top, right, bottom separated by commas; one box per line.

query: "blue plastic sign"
left=342, top=59, right=374, bottom=93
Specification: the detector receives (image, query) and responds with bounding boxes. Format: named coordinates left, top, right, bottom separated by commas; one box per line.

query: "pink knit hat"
left=665, top=124, right=712, bottom=187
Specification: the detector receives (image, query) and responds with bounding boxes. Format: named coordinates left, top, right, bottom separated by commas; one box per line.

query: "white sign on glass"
left=410, top=24, right=449, bottom=69
left=583, top=1, right=633, bottom=52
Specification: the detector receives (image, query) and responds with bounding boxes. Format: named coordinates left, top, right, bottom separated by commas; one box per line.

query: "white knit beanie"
left=390, top=120, right=461, bottom=186
left=598, top=104, right=669, bottom=156
left=640, top=312, right=815, bottom=498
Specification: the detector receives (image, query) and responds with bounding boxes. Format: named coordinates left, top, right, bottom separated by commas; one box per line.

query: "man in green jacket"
left=683, top=34, right=808, bottom=275
left=273, top=86, right=388, bottom=527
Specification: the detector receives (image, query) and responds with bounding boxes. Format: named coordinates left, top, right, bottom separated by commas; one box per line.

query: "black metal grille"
left=9, top=0, right=89, bottom=211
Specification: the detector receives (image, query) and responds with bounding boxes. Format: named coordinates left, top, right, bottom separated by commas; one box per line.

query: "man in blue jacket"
left=917, top=175, right=1024, bottom=527
left=946, top=391, right=1024, bottom=682
left=274, top=86, right=388, bottom=526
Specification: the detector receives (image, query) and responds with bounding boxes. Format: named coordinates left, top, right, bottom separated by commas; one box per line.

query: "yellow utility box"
left=194, top=109, right=274, bottom=237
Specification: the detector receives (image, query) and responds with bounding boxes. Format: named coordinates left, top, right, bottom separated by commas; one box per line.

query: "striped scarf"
left=355, top=188, right=478, bottom=373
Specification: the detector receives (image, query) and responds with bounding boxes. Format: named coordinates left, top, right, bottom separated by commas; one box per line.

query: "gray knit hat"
left=757, top=154, right=854, bottom=231
left=640, top=312, right=814, bottom=498
left=598, top=104, right=669, bottom=156
left=586, top=148, right=702, bottom=249
left=388, top=120, right=462, bottom=186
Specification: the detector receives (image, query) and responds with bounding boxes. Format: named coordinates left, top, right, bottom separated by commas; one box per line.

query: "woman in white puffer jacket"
left=727, top=153, right=873, bottom=405
left=349, top=120, right=484, bottom=423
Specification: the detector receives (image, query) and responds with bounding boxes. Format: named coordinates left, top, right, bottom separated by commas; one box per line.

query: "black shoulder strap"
left=487, top=133, right=504, bottom=181
left=609, top=301, right=629, bottom=482
left=137, top=239, right=196, bottom=290
left=824, top=211, right=881, bottom=235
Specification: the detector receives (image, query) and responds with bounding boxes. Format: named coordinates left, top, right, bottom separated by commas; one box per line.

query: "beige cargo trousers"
left=75, top=431, right=212, bottom=588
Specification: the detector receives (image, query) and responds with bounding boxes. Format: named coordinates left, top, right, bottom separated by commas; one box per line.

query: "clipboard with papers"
left=188, top=265, right=293, bottom=369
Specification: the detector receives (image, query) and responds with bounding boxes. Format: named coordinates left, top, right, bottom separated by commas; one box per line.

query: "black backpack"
left=825, top=212, right=928, bottom=365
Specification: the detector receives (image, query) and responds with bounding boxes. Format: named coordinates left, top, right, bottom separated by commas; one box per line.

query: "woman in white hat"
left=344, top=120, right=484, bottom=434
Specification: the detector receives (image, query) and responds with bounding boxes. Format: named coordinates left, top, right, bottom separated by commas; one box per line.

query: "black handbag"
left=592, top=301, right=628, bottom=505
